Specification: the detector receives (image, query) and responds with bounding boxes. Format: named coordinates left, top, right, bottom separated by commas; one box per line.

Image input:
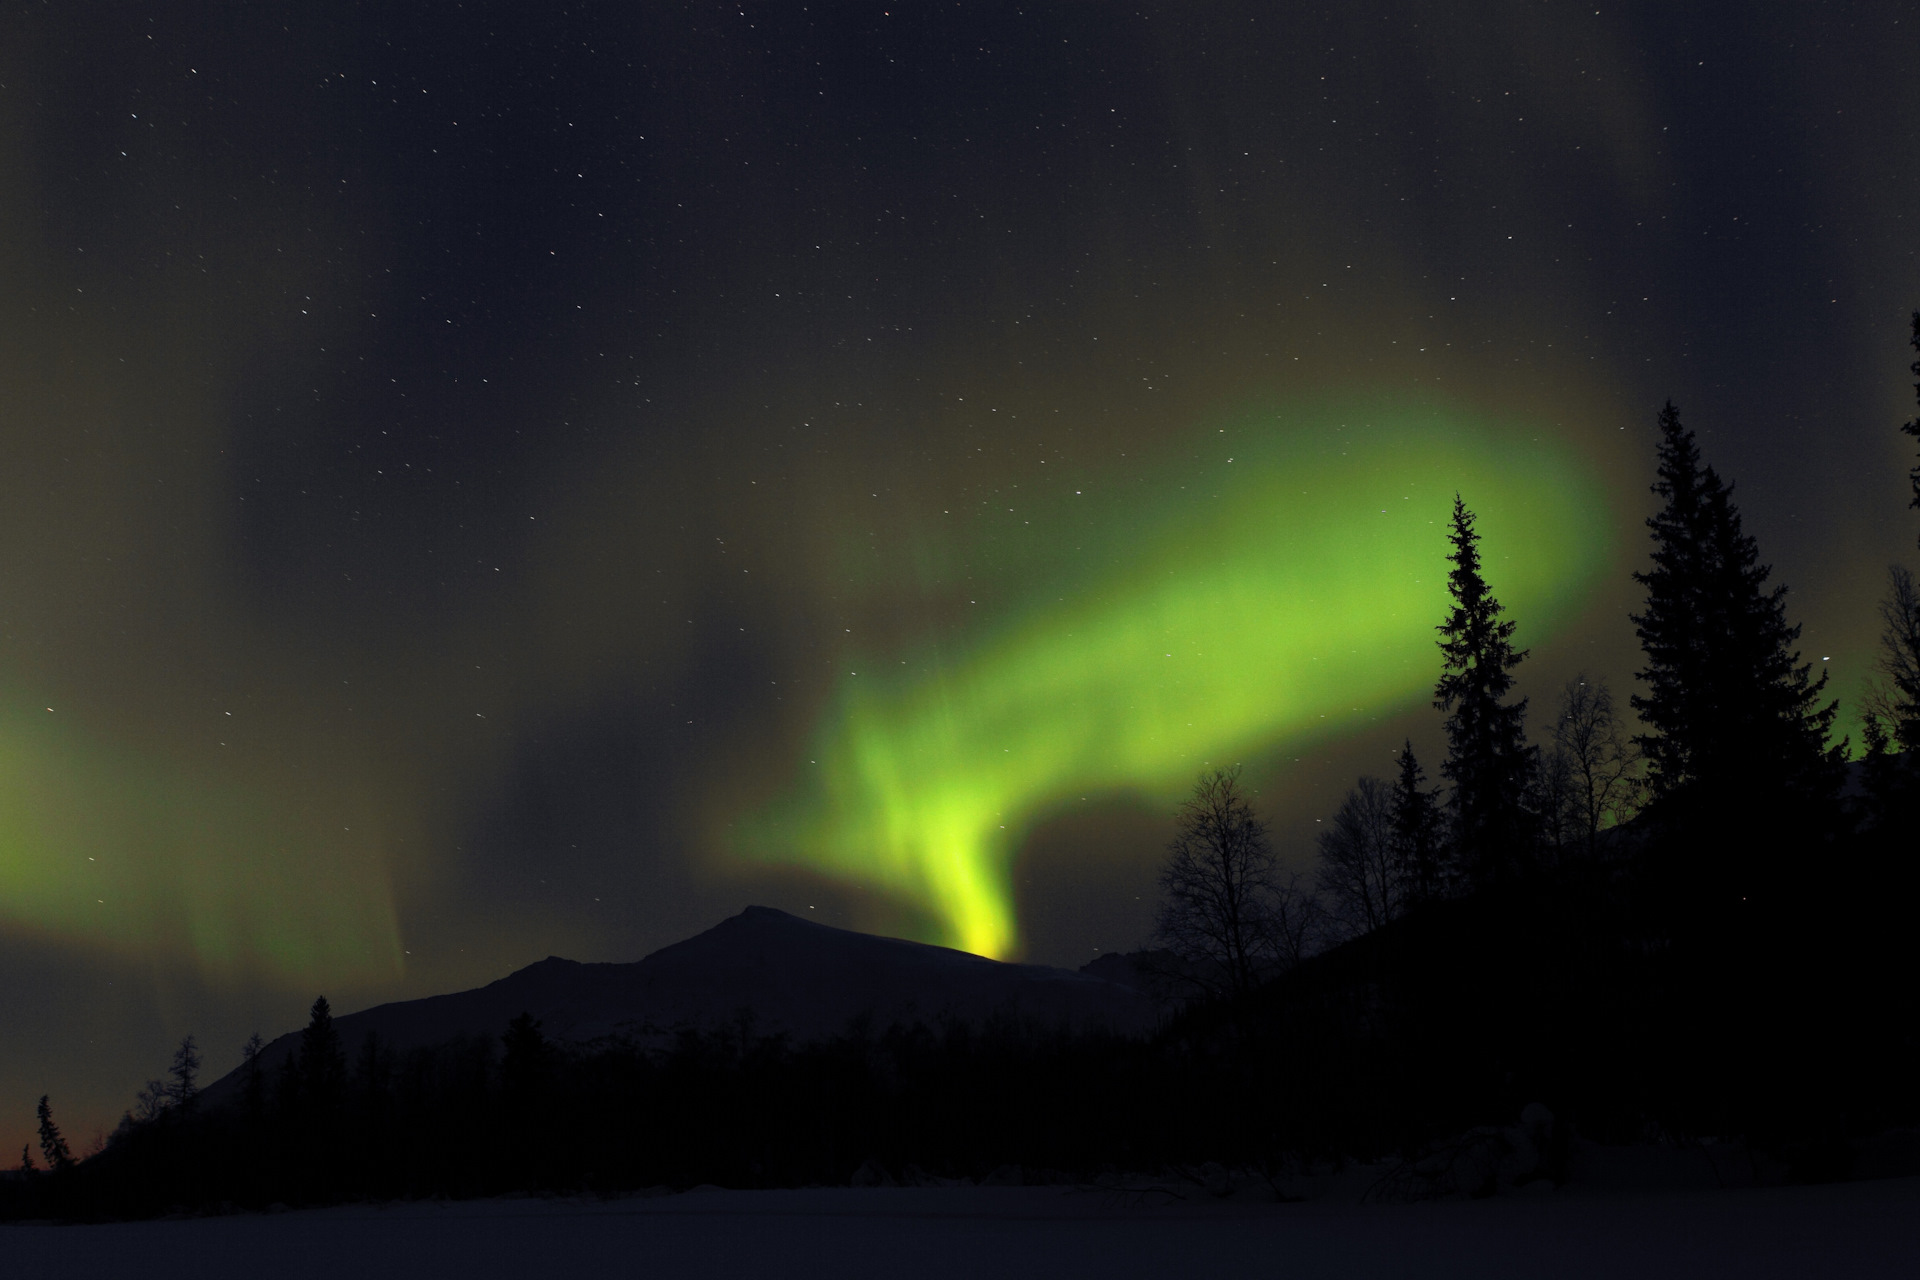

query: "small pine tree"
left=1863, top=710, right=1892, bottom=760
left=18, top=1143, right=34, bottom=1174
left=167, top=1035, right=202, bottom=1111
left=300, top=996, right=346, bottom=1115
left=36, top=1096, right=73, bottom=1171
left=1390, top=741, right=1448, bottom=903
left=1629, top=403, right=1839, bottom=810
left=1434, top=496, right=1538, bottom=885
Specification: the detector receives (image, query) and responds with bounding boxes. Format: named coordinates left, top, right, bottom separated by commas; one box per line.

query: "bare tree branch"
left=1316, top=776, right=1399, bottom=939
left=1155, top=767, right=1303, bottom=1000
left=1553, top=675, right=1643, bottom=856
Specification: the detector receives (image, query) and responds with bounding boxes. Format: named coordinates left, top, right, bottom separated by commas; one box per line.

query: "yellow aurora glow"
left=737, top=400, right=1613, bottom=957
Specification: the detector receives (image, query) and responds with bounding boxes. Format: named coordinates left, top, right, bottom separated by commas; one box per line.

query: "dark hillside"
left=199, top=905, right=1159, bottom=1111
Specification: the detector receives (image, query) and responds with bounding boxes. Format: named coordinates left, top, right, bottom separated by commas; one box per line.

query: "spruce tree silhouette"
left=300, top=996, right=346, bottom=1115
left=1628, top=403, right=1846, bottom=1149
left=293, top=997, right=348, bottom=1197
left=1390, top=740, right=1448, bottom=904
left=166, top=1035, right=201, bottom=1111
left=1629, top=403, right=1839, bottom=825
left=35, top=1096, right=72, bottom=1171
left=1434, top=496, right=1538, bottom=886
left=1860, top=708, right=1902, bottom=824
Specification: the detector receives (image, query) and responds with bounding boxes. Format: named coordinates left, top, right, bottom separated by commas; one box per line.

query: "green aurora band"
left=738, top=401, right=1614, bottom=958
left=0, top=706, right=401, bottom=983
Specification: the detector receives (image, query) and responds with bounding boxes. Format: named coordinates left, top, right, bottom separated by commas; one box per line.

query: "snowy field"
left=5, top=1177, right=1918, bottom=1280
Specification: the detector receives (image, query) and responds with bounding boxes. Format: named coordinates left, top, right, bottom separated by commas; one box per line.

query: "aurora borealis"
left=739, top=402, right=1611, bottom=956
left=1, top=2, right=1917, bottom=1156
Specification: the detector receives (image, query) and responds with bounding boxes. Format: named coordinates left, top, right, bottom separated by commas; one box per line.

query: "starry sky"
left=2, top=2, right=1917, bottom=1155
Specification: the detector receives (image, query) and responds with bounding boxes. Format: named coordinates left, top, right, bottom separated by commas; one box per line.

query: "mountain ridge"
left=201, top=906, right=1157, bottom=1106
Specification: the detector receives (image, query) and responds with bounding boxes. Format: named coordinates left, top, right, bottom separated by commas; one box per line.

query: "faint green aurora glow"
left=737, top=400, right=1614, bottom=958
left=0, top=707, right=402, bottom=983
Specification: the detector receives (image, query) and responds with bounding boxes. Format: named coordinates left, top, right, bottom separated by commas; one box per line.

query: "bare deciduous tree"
left=1156, top=767, right=1304, bottom=1000
left=1533, top=746, right=1578, bottom=858
left=1554, top=675, right=1641, bottom=856
left=1316, top=775, right=1400, bottom=939
left=133, top=1078, right=170, bottom=1124
left=1267, top=867, right=1321, bottom=973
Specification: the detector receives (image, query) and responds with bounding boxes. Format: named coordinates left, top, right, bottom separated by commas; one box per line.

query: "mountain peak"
left=203, top=907, right=1157, bottom=1110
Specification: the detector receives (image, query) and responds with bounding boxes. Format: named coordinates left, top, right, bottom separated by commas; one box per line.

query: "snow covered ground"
left=6, top=1176, right=1917, bottom=1280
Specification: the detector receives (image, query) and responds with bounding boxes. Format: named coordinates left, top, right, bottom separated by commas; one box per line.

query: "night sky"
left=3, top=2, right=1917, bottom=1156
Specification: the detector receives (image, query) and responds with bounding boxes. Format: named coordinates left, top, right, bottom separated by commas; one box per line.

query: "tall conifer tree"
left=1434, top=496, right=1537, bottom=884
left=1629, top=403, right=1839, bottom=811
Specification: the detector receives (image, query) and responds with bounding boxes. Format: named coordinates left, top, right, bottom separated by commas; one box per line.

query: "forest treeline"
left=7, top=319, right=1920, bottom=1218
left=1142, top=319, right=1920, bottom=1172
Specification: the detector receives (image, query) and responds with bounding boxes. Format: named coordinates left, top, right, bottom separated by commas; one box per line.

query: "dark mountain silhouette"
left=202, top=906, right=1157, bottom=1106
